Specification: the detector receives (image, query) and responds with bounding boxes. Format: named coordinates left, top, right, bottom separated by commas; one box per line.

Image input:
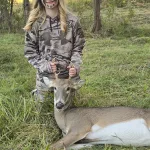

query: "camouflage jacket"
left=24, top=13, right=85, bottom=78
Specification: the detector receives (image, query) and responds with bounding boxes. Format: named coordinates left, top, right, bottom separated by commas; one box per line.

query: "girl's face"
left=43, top=0, right=59, bottom=9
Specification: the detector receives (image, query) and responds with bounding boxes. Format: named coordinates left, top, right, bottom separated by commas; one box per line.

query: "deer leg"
left=67, top=143, right=93, bottom=150
left=50, top=132, right=88, bottom=150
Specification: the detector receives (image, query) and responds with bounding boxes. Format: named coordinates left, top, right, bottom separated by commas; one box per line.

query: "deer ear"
left=43, top=77, right=54, bottom=87
left=72, top=80, right=85, bottom=90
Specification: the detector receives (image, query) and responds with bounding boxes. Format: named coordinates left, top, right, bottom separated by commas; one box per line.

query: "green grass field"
left=0, top=4, right=150, bottom=150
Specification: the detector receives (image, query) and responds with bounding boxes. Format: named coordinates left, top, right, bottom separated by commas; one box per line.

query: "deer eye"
left=54, top=87, right=57, bottom=91
left=66, top=87, right=70, bottom=91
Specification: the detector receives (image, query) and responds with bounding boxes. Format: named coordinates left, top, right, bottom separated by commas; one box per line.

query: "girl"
left=24, top=0, right=85, bottom=101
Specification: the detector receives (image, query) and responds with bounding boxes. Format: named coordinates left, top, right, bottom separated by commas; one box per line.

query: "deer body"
left=54, top=107, right=150, bottom=149
left=43, top=77, right=150, bottom=149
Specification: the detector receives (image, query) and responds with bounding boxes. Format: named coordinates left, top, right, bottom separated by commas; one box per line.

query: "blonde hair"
left=24, top=0, right=68, bottom=32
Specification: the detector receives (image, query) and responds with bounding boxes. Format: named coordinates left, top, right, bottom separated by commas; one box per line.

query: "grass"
left=0, top=4, right=150, bottom=150
left=80, top=38, right=150, bottom=108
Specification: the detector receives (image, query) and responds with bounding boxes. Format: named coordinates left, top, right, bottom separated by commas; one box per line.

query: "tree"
left=92, top=0, right=102, bottom=33
left=10, top=0, right=14, bottom=18
left=23, top=0, right=30, bottom=23
left=9, top=0, right=14, bottom=31
left=0, top=0, right=11, bottom=32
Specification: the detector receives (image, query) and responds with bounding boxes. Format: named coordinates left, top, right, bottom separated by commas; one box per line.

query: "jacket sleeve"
left=24, top=22, right=52, bottom=74
left=71, top=19, right=85, bottom=74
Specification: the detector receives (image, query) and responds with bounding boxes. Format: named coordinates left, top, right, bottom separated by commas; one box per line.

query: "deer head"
left=43, top=75, right=85, bottom=111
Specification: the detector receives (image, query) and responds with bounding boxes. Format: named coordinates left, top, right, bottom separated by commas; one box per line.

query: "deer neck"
left=54, top=91, right=74, bottom=132
left=54, top=100, right=73, bottom=133
left=54, top=107, right=67, bottom=133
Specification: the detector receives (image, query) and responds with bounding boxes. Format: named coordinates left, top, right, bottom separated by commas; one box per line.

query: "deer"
left=43, top=75, right=150, bottom=150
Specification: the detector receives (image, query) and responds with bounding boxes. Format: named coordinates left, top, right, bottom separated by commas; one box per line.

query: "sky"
left=16, top=0, right=23, bottom=3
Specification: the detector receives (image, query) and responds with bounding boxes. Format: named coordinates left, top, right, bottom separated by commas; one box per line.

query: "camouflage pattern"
left=24, top=13, right=85, bottom=101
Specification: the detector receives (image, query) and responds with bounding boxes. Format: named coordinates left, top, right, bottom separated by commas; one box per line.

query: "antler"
left=52, top=59, right=75, bottom=80
left=52, top=58, right=59, bottom=80
left=68, top=62, right=75, bottom=80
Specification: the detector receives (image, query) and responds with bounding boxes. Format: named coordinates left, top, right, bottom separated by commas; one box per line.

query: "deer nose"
left=56, top=101, right=64, bottom=109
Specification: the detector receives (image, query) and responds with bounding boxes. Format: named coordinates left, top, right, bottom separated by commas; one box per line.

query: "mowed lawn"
left=0, top=4, right=150, bottom=149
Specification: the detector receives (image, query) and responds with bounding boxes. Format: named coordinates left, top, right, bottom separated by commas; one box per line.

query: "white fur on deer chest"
left=86, top=119, right=150, bottom=146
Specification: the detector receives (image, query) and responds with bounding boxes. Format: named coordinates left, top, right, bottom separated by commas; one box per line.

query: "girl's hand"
left=67, top=66, right=77, bottom=77
left=50, top=62, right=57, bottom=73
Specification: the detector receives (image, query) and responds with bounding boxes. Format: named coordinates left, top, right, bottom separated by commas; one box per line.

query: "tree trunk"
left=91, top=0, right=102, bottom=33
left=0, top=0, right=15, bottom=32
left=9, top=0, right=14, bottom=31
left=3, top=1, right=11, bottom=32
left=10, top=0, right=14, bottom=18
left=23, top=0, right=30, bottom=23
